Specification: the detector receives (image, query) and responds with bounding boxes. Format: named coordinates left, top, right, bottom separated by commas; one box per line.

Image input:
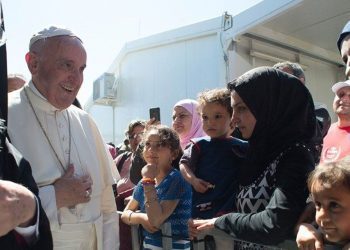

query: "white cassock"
left=8, top=82, right=120, bottom=250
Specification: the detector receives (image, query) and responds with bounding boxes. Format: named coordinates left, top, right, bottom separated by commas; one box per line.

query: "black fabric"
left=315, top=106, right=331, bottom=138
left=0, top=117, right=6, bottom=179
left=72, top=98, right=82, bottom=109
left=0, top=1, right=6, bottom=181
left=129, top=144, right=146, bottom=185
left=0, top=120, right=53, bottom=249
left=0, top=3, right=7, bottom=122
left=215, top=145, right=314, bottom=245
left=230, top=67, right=317, bottom=185
left=312, top=106, right=331, bottom=164
left=181, top=137, right=247, bottom=219
left=0, top=2, right=53, bottom=248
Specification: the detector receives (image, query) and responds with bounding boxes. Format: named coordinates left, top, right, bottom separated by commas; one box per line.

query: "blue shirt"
left=134, top=168, right=192, bottom=249
left=180, top=136, right=247, bottom=219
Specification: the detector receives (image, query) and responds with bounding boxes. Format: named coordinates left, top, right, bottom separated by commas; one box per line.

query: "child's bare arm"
left=121, top=198, right=158, bottom=233
left=179, top=163, right=211, bottom=193
left=144, top=188, right=180, bottom=228
left=140, top=164, right=182, bottom=229
left=179, top=163, right=196, bottom=184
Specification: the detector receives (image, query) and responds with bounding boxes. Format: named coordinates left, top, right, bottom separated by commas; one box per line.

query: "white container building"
left=88, top=0, right=349, bottom=144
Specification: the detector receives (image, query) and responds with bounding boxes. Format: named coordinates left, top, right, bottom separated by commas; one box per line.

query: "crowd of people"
left=1, top=0, right=350, bottom=248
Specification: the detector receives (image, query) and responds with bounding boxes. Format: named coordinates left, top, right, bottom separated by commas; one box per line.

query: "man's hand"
left=0, top=180, right=36, bottom=236
left=54, top=165, right=93, bottom=208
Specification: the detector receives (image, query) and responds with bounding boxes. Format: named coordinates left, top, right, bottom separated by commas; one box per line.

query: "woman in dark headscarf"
left=189, top=67, right=316, bottom=246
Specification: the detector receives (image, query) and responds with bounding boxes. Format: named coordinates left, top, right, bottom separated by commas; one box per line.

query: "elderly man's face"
left=333, top=86, right=350, bottom=117
left=30, top=36, right=86, bottom=109
left=341, top=35, right=350, bottom=79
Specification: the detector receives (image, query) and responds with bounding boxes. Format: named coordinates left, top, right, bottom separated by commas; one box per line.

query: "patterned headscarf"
left=173, top=99, right=206, bottom=149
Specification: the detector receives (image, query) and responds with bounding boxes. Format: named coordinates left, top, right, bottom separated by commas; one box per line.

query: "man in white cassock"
left=7, top=26, right=120, bottom=250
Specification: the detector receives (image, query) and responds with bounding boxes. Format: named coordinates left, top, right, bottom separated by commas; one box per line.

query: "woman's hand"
left=139, top=213, right=159, bottom=233
left=188, top=218, right=216, bottom=239
left=296, top=223, right=323, bottom=250
left=141, top=164, right=159, bottom=179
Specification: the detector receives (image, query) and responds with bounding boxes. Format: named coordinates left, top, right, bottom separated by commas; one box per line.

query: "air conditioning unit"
left=93, top=72, right=118, bottom=105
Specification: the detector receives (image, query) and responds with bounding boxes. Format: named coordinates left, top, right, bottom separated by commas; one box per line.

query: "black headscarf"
left=228, top=67, right=317, bottom=184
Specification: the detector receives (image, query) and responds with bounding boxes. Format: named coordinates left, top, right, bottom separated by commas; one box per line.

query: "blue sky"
left=2, top=0, right=261, bottom=104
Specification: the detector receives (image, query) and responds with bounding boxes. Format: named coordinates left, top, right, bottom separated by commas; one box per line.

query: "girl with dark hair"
left=122, top=125, right=192, bottom=250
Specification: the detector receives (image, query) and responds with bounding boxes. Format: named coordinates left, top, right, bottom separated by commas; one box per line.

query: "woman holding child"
left=189, top=67, right=317, bottom=247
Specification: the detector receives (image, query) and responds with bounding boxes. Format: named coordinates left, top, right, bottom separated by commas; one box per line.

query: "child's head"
left=197, top=88, right=233, bottom=138
left=308, top=158, right=350, bottom=244
left=141, top=125, right=181, bottom=167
